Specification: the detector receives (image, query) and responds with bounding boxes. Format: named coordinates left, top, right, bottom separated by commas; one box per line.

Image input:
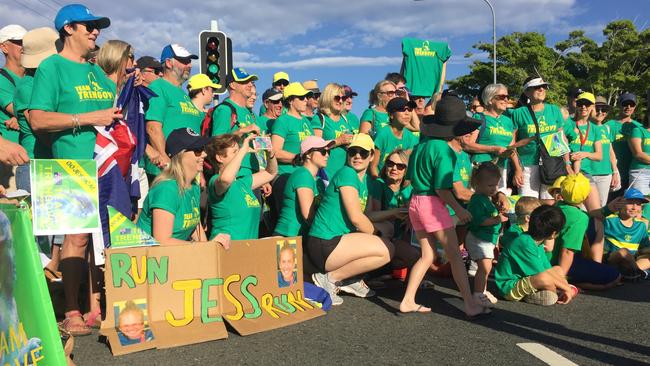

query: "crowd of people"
left=1, top=3, right=649, bottom=341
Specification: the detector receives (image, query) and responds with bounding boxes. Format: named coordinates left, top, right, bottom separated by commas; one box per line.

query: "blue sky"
left=3, top=0, right=649, bottom=115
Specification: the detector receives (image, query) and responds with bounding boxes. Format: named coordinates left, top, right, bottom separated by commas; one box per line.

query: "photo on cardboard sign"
left=113, top=298, right=155, bottom=346
left=276, top=240, right=298, bottom=288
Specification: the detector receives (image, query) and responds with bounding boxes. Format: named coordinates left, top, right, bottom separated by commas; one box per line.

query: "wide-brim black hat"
left=420, top=95, right=481, bottom=138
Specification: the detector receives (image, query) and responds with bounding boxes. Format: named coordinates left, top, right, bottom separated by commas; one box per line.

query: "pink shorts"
left=409, top=194, right=454, bottom=233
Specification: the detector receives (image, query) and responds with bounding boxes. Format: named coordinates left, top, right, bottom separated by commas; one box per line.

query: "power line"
left=10, top=0, right=51, bottom=22
left=32, top=0, right=58, bottom=12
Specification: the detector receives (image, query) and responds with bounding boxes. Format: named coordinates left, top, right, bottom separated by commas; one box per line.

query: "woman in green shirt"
left=206, top=133, right=278, bottom=240
left=628, top=116, right=650, bottom=195
left=315, top=83, right=354, bottom=179
left=590, top=97, right=619, bottom=207
left=307, top=134, right=393, bottom=306
left=370, top=97, right=418, bottom=178
left=274, top=136, right=333, bottom=237
left=359, top=80, right=396, bottom=135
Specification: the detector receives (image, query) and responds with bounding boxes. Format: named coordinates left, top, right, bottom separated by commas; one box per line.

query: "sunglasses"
left=266, top=99, right=282, bottom=104
left=379, top=90, right=396, bottom=96
left=294, top=95, right=307, bottom=101
left=7, top=39, right=22, bottom=46
left=311, top=147, right=330, bottom=156
left=532, top=85, right=548, bottom=90
left=394, top=107, right=412, bottom=113
left=274, top=80, right=289, bottom=87
left=77, top=22, right=99, bottom=33
left=576, top=101, right=593, bottom=108
left=347, top=147, right=370, bottom=159
left=622, top=102, right=636, bottom=108
left=493, top=94, right=509, bottom=101
left=310, top=93, right=321, bottom=99
left=595, top=107, right=608, bottom=114
left=385, top=160, right=406, bottom=170
left=333, top=95, right=349, bottom=102
left=187, top=148, right=204, bottom=157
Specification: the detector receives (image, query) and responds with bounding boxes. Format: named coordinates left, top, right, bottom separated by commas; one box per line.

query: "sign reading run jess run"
left=100, top=237, right=324, bottom=356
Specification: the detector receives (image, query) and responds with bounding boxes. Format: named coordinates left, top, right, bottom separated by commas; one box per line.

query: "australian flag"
left=94, top=75, right=156, bottom=252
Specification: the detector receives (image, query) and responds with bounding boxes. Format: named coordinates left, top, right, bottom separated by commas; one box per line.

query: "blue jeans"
left=15, top=163, right=30, bottom=193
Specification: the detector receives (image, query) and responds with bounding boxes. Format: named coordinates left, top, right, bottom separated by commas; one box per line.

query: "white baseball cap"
left=0, top=25, right=27, bottom=43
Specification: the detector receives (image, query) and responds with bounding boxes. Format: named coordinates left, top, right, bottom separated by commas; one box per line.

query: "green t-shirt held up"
left=401, top=38, right=451, bottom=97
left=29, top=54, right=116, bottom=159
left=511, top=104, right=565, bottom=167
left=0, top=67, right=22, bottom=143
left=495, top=232, right=551, bottom=298
left=407, top=138, right=456, bottom=196
left=207, top=173, right=261, bottom=240
left=309, top=166, right=368, bottom=240
left=373, top=126, right=418, bottom=172
left=144, top=77, right=203, bottom=175
left=271, top=113, right=314, bottom=175
left=468, top=193, right=501, bottom=244
left=136, top=180, right=201, bottom=240
left=275, top=166, right=324, bottom=237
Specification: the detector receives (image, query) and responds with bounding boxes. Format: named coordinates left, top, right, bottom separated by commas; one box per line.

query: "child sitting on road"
left=466, top=162, right=508, bottom=307
left=603, top=188, right=650, bottom=280
left=495, top=205, right=575, bottom=306
left=552, top=174, right=621, bottom=290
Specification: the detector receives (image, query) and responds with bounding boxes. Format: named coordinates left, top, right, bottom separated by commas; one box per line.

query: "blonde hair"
left=368, top=80, right=396, bottom=107
left=97, top=40, right=132, bottom=76
left=515, top=196, right=541, bottom=218
left=119, top=300, right=144, bottom=323
left=151, top=153, right=187, bottom=194
left=318, top=83, right=344, bottom=117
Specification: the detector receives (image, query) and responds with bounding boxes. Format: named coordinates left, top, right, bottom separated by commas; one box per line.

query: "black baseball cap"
left=342, top=84, right=358, bottom=98
left=386, top=97, right=416, bottom=114
left=165, top=128, right=209, bottom=157
left=136, top=56, right=162, bottom=72
left=262, top=88, right=283, bottom=101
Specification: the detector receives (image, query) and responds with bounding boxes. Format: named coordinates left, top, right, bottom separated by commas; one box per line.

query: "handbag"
left=527, top=105, right=567, bottom=185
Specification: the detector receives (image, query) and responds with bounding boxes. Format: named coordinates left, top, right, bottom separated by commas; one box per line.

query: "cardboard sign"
left=30, top=159, right=100, bottom=235
left=0, top=205, right=67, bottom=366
left=101, top=237, right=324, bottom=356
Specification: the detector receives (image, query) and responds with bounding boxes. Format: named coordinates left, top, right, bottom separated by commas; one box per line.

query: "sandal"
left=83, top=309, right=102, bottom=329
left=60, top=311, right=91, bottom=337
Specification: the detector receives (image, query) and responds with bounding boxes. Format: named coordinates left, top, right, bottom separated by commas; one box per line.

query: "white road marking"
left=517, top=343, right=579, bottom=366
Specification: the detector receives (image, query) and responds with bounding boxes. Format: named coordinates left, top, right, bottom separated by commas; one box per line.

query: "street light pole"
left=483, top=0, right=497, bottom=84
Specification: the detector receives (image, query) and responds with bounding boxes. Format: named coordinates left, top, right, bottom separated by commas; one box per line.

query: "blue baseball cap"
left=624, top=187, right=649, bottom=203
left=54, top=4, right=110, bottom=31
left=226, top=67, right=258, bottom=85
left=160, top=44, right=198, bottom=64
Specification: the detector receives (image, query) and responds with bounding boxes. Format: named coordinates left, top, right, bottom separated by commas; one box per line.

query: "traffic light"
left=199, top=30, right=230, bottom=94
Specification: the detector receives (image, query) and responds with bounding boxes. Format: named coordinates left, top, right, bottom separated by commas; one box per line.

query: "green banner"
left=0, top=204, right=66, bottom=366
left=108, top=206, right=158, bottom=248
left=30, top=159, right=100, bottom=235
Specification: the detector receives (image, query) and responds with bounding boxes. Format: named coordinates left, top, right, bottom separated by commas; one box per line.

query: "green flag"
left=0, top=204, right=66, bottom=365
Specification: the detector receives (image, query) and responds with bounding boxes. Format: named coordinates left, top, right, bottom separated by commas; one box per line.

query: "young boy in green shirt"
left=495, top=205, right=575, bottom=306
left=501, top=197, right=541, bottom=249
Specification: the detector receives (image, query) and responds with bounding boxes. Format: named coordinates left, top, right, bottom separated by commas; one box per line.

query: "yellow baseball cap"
left=576, top=92, right=595, bottom=104
left=348, top=133, right=375, bottom=151
left=187, top=73, right=222, bottom=91
left=273, top=71, right=289, bottom=83
left=547, top=175, right=567, bottom=194
left=560, top=173, right=591, bottom=205
left=283, top=82, right=311, bottom=99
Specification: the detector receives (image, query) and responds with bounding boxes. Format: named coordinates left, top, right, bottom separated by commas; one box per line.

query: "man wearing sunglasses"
left=302, top=79, right=320, bottom=123
left=144, top=43, right=201, bottom=179
left=606, top=92, right=640, bottom=193
left=258, top=88, right=283, bottom=134
left=258, top=71, right=289, bottom=116
left=135, top=56, right=162, bottom=88
left=0, top=25, right=27, bottom=145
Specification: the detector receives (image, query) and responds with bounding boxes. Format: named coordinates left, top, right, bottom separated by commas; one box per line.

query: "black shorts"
left=305, top=235, right=342, bottom=273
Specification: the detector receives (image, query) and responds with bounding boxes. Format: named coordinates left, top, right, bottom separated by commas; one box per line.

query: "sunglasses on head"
left=622, top=102, right=636, bottom=108
left=493, top=94, right=509, bottom=101
left=274, top=80, right=289, bottom=87
left=333, top=95, right=349, bottom=102
left=385, top=160, right=406, bottom=170
left=347, top=147, right=370, bottom=159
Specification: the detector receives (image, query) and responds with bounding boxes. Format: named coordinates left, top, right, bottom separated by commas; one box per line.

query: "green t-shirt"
left=628, top=123, right=650, bottom=170
left=446, top=149, right=472, bottom=216
left=207, top=173, right=260, bottom=240
left=136, top=180, right=201, bottom=240
left=501, top=223, right=524, bottom=249
left=468, top=193, right=501, bottom=243
left=407, top=138, right=456, bottom=196
left=275, top=166, right=324, bottom=237
left=144, top=78, right=203, bottom=175
left=321, top=113, right=355, bottom=179
left=256, top=114, right=273, bottom=135
left=472, top=113, right=515, bottom=168
left=565, top=119, right=600, bottom=175
left=360, top=108, right=390, bottom=135
left=271, top=113, right=314, bottom=175
left=211, top=98, right=256, bottom=136
left=550, top=201, right=588, bottom=265
left=0, top=67, right=22, bottom=143
left=401, top=38, right=451, bottom=97
left=603, top=215, right=649, bottom=255
left=14, top=75, right=50, bottom=159
left=309, top=166, right=368, bottom=240
left=369, top=178, right=413, bottom=238
left=590, top=123, right=613, bottom=176
left=29, top=54, right=116, bottom=159
left=374, top=126, right=418, bottom=172
left=344, top=112, right=360, bottom=134
left=494, top=232, right=551, bottom=298
left=606, top=119, right=638, bottom=178
left=511, top=104, right=565, bottom=166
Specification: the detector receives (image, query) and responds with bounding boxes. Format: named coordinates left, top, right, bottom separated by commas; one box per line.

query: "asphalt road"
left=73, top=277, right=650, bottom=365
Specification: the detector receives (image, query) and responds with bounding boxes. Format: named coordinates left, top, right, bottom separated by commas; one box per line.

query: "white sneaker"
left=312, top=273, right=343, bottom=305
left=339, top=279, right=376, bottom=298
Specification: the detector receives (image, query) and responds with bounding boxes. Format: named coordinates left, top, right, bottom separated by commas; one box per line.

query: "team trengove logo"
left=414, top=40, right=437, bottom=57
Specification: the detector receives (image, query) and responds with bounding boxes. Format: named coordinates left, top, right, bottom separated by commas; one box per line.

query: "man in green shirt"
left=257, top=88, right=283, bottom=134
left=302, top=79, right=320, bottom=129
left=606, top=92, right=640, bottom=194
left=211, top=67, right=260, bottom=137
left=342, top=85, right=360, bottom=133
left=145, top=43, right=201, bottom=178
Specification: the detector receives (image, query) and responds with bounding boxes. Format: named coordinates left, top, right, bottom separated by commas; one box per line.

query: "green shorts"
left=505, top=276, right=538, bottom=301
